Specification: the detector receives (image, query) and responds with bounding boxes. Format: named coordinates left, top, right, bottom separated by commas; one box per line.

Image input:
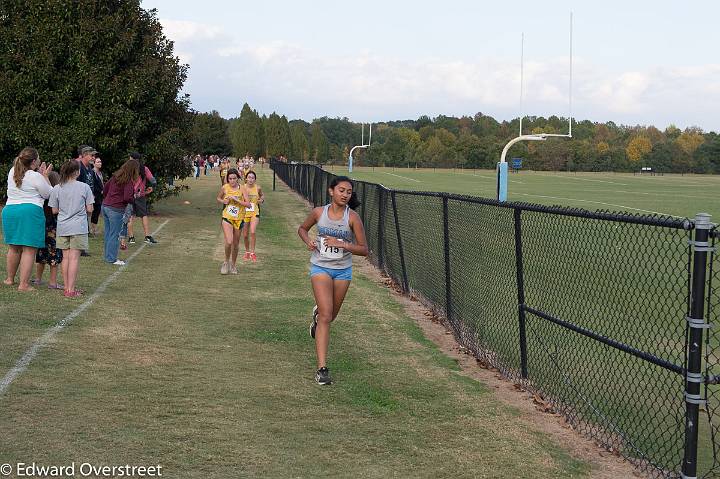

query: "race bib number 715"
left=319, top=237, right=343, bottom=259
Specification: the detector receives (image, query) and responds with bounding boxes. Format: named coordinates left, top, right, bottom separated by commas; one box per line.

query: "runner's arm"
left=240, top=187, right=251, bottom=208
left=325, top=211, right=368, bottom=256
left=217, top=187, right=229, bottom=205
left=298, top=208, right=321, bottom=251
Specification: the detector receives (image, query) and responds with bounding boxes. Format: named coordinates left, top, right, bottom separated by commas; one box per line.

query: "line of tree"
left=0, top=0, right=193, bottom=198
left=193, top=103, right=720, bottom=174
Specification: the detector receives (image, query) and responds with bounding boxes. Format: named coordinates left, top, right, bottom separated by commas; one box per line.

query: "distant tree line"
left=192, top=103, right=720, bottom=174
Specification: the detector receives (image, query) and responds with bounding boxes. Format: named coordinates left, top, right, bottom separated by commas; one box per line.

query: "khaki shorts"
left=56, top=234, right=89, bottom=251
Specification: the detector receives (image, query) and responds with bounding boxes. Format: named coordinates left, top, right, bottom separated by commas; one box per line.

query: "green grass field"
left=329, top=166, right=720, bottom=220
left=0, top=171, right=611, bottom=478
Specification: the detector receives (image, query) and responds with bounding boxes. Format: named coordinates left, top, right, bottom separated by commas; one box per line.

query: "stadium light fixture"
left=497, top=12, right=574, bottom=201
left=349, top=123, right=371, bottom=173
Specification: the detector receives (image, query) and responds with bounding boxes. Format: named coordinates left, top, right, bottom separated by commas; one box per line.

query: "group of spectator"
left=191, top=154, right=220, bottom=178
left=2, top=146, right=157, bottom=297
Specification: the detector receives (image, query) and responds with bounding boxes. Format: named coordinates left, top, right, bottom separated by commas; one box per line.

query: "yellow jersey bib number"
left=226, top=205, right=240, bottom=218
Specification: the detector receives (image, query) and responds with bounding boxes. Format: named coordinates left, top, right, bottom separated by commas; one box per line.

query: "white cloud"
left=175, top=50, right=192, bottom=65
left=585, top=71, right=651, bottom=114
left=160, top=19, right=225, bottom=43
left=155, top=17, right=720, bottom=130
left=668, top=64, right=720, bottom=79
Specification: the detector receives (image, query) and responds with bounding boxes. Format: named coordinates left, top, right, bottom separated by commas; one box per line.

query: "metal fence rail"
left=272, top=161, right=718, bottom=479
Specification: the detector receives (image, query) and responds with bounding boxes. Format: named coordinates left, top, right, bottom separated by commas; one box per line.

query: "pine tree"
left=290, top=123, right=309, bottom=161
left=310, top=123, right=330, bottom=164
left=231, top=103, right=263, bottom=157
left=265, top=113, right=293, bottom=157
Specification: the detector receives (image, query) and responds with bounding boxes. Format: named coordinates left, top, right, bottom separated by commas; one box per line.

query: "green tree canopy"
left=220, top=102, right=720, bottom=174
left=230, top=103, right=263, bottom=157
left=0, top=0, right=192, bottom=194
left=265, top=113, right=292, bottom=157
left=191, top=111, right=232, bottom=156
left=289, top=122, right=309, bottom=161
left=310, top=122, right=330, bottom=164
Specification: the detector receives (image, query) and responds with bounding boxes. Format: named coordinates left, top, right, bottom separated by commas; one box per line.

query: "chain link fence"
left=273, top=162, right=718, bottom=478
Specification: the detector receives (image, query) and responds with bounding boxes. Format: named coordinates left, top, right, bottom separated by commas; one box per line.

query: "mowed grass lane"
left=0, top=171, right=595, bottom=478
left=337, top=166, right=720, bottom=219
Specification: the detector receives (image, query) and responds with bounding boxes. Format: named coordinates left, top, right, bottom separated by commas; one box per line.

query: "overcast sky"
left=142, top=0, right=720, bottom=132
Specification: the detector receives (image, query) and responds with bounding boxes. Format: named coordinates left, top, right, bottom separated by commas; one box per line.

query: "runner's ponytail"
left=349, top=192, right=360, bottom=210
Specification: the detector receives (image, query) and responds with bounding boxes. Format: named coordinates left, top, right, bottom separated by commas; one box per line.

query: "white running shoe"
left=220, top=262, right=229, bottom=275
left=113, top=260, right=126, bottom=266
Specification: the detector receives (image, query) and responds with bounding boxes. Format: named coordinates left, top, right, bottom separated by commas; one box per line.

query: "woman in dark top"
left=90, top=157, right=105, bottom=236
left=101, top=159, right=139, bottom=265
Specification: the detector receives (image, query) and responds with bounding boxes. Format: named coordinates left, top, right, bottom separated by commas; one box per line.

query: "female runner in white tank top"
left=298, top=176, right=368, bottom=385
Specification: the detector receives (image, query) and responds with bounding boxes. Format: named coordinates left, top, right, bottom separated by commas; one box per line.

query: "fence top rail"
left=273, top=162, right=693, bottom=230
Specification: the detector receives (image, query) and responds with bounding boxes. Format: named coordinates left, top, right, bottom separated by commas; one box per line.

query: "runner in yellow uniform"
left=219, top=159, right=229, bottom=186
left=216, top=169, right=249, bottom=274
left=242, top=161, right=252, bottom=183
left=241, top=170, right=264, bottom=262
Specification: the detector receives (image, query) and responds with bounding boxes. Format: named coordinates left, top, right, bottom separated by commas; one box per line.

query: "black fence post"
left=361, top=183, right=367, bottom=226
left=683, top=212, right=712, bottom=479
left=513, top=208, right=529, bottom=379
left=273, top=168, right=276, bottom=191
left=305, top=167, right=310, bottom=200
left=391, top=191, right=409, bottom=293
left=313, top=167, right=320, bottom=206
left=323, top=171, right=330, bottom=205
left=308, top=166, right=312, bottom=201
left=442, top=195, right=453, bottom=322
left=298, top=167, right=303, bottom=196
left=377, top=188, right=386, bottom=270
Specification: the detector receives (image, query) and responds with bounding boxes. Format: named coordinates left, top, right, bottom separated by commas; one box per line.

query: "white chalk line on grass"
left=470, top=174, right=524, bottom=184
left=383, top=172, right=421, bottom=182
left=532, top=173, right=628, bottom=186
left=593, top=189, right=718, bottom=201
left=628, top=174, right=718, bottom=184
left=0, top=219, right=170, bottom=397
left=518, top=194, right=682, bottom=218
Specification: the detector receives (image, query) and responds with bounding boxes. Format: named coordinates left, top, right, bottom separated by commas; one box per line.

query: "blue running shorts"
left=310, top=264, right=352, bottom=281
